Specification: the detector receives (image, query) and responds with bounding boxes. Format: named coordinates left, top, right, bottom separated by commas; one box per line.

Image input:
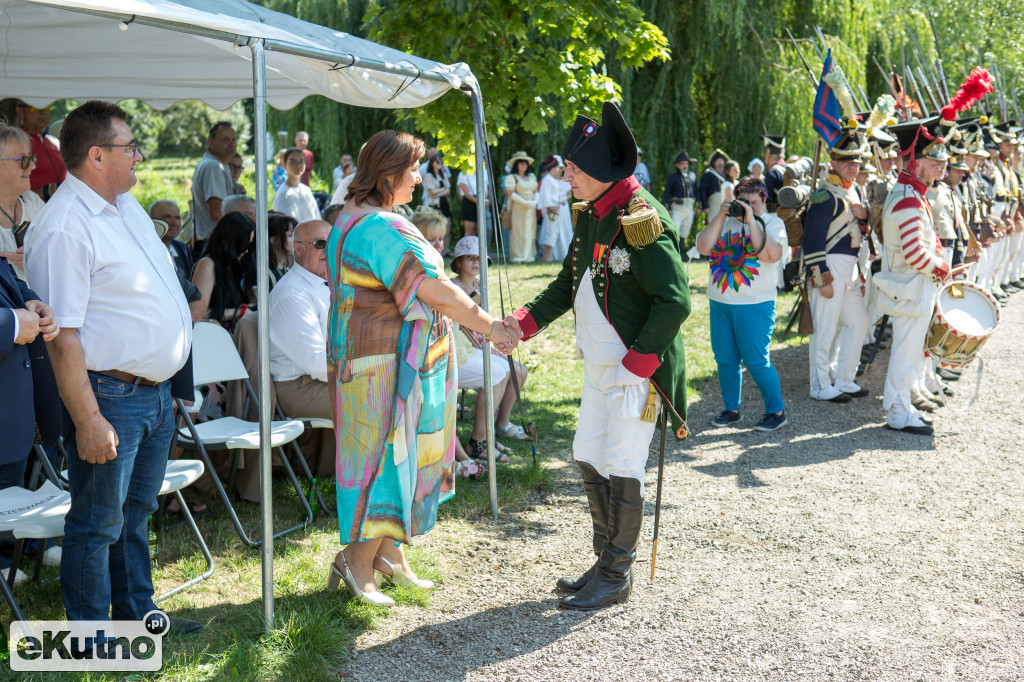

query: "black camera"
left=727, top=201, right=747, bottom=218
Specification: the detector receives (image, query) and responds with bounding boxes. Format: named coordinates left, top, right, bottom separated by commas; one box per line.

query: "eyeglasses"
left=295, top=239, right=327, bottom=250
left=1, top=154, right=38, bottom=170
left=229, top=164, right=244, bottom=171
left=97, top=142, right=141, bottom=156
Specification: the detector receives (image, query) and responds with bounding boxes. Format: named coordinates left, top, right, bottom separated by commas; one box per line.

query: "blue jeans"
left=61, top=373, right=173, bottom=621
left=709, top=299, right=785, bottom=414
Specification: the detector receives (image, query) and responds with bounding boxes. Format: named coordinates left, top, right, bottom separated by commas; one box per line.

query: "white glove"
left=615, top=364, right=647, bottom=418
left=511, top=192, right=536, bottom=208
left=615, top=364, right=646, bottom=387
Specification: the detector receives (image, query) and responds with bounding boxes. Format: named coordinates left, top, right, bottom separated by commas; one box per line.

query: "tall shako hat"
left=822, top=63, right=867, bottom=160
left=706, top=148, right=730, bottom=166
left=889, top=116, right=950, bottom=160
left=959, top=120, right=990, bottom=157
left=562, top=101, right=637, bottom=183
left=988, top=120, right=1019, bottom=144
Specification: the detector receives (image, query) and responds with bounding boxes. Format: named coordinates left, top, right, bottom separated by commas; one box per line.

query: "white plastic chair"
left=0, top=478, right=69, bottom=625
left=154, top=459, right=214, bottom=602
left=173, top=322, right=312, bottom=547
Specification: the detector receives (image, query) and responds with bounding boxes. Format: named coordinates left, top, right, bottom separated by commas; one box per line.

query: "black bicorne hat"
left=562, top=101, right=637, bottom=183
left=673, top=150, right=691, bottom=164
left=763, top=135, right=786, bottom=151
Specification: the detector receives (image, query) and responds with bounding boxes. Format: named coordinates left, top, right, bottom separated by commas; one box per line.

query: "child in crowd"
left=448, top=235, right=531, bottom=455
left=409, top=206, right=487, bottom=478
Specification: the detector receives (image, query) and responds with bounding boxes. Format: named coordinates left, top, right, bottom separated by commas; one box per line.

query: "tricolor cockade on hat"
left=562, top=102, right=638, bottom=183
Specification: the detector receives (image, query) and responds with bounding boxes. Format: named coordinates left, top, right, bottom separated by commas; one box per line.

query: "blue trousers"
left=709, top=299, right=785, bottom=414
left=61, top=373, right=173, bottom=621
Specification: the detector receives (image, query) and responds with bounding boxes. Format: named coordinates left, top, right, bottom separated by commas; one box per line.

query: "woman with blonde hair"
left=0, top=124, right=45, bottom=282
left=326, top=129, right=518, bottom=606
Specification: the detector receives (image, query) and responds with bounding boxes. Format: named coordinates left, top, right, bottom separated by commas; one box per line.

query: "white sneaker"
left=42, top=546, right=62, bottom=568
left=1, top=567, right=28, bottom=587
left=811, top=385, right=852, bottom=402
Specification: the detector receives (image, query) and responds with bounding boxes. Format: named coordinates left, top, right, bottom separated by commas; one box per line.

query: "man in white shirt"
left=25, top=101, right=198, bottom=633
left=269, top=218, right=334, bottom=475
left=190, top=121, right=236, bottom=254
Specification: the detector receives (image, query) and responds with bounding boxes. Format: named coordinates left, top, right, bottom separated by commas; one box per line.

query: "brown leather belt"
left=94, top=370, right=162, bottom=388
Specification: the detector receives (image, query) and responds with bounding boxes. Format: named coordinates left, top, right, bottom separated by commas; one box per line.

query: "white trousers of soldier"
left=884, top=283, right=937, bottom=428
left=809, top=254, right=868, bottom=398
left=670, top=198, right=696, bottom=244
left=1006, top=229, right=1024, bottom=282
left=573, top=268, right=660, bottom=496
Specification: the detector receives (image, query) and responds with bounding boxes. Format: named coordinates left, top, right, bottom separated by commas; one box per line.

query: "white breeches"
left=809, top=254, right=868, bottom=394
left=573, top=363, right=660, bottom=495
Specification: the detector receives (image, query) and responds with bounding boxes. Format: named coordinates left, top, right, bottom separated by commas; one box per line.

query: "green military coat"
left=513, top=176, right=692, bottom=438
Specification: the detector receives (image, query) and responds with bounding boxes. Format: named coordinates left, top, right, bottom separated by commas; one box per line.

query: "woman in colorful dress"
left=503, top=151, right=538, bottom=263
left=694, top=177, right=788, bottom=432
left=326, top=130, right=519, bottom=606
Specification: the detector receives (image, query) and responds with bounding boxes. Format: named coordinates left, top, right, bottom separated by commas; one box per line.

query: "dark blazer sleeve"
left=0, top=307, right=15, bottom=359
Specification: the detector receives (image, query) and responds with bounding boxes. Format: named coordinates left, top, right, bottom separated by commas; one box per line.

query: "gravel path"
left=345, top=295, right=1024, bottom=681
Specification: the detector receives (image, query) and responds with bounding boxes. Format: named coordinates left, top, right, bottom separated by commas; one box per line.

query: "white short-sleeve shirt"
left=268, top=263, right=329, bottom=383
left=25, top=173, right=192, bottom=382
left=273, top=183, right=321, bottom=223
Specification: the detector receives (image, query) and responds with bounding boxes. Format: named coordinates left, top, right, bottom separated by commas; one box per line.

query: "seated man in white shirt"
left=268, top=218, right=334, bottom=476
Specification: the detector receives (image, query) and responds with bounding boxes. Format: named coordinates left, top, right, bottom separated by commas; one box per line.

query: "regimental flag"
left=813, top=49, right=843, bottom=148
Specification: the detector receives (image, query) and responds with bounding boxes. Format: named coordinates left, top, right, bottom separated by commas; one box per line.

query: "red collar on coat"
left=896, top=169, right=928, bottom=194
left=592, top=176, right=641, bottom=219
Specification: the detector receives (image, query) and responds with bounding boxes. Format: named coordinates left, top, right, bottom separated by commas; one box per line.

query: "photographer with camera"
left=695, top=178, right=787, bottom=431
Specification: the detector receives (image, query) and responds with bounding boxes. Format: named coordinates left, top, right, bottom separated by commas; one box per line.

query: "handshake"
left=485, top=315, right=525, bottom=355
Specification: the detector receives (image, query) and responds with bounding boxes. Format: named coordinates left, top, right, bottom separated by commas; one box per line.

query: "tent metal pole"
left=469, top=85, right=498, bottom=518
left=250, top=38, right=275, bottom=636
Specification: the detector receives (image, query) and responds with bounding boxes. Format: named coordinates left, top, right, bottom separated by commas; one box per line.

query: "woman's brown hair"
left=345, top=130, right=425, bottom=207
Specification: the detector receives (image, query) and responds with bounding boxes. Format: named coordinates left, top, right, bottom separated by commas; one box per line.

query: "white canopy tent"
left=0, top=0, right=499, bottom=632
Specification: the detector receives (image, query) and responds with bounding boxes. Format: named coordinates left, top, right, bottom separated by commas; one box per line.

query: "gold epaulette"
left=620, top=196, right=663, bottom=248
left=571, top=201, right=589, bottom=231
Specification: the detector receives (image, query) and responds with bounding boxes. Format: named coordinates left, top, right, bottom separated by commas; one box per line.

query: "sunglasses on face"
left=1, top=154, right=37, bottom=170
left=295, top=239, right=327, bottom=250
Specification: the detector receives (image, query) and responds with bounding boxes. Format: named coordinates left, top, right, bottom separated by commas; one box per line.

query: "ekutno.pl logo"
left=10, top=609, right=169, bottom=672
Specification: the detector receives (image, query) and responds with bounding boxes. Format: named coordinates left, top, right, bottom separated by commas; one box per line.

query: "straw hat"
left=507, top=150, right=534, bottom=168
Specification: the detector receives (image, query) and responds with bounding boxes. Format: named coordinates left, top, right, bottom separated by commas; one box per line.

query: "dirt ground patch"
left=344, top=295, right=1024, bottom=681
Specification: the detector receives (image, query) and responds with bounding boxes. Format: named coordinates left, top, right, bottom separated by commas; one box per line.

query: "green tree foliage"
left=365, top=0, right=669, bottom=169
left=155, top=100, right=252, bottom=157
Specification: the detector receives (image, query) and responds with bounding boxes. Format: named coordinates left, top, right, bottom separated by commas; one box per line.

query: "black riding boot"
left=559, top=475, right=643, bottom=611
left=556, top=462, right=609, bottom=591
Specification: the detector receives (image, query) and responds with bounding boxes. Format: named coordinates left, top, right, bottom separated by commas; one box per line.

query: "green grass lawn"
left=1, top=177, right=808, bottom=680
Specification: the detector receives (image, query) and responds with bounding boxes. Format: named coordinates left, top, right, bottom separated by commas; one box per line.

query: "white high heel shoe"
left=328, top=552, right=395, bottom=607
left=374, top=555, right=434, bottom=591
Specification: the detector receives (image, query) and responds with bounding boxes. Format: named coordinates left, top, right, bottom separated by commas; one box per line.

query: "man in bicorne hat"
left=879, top=116, right=953, bottom=435
left=662, top=149, right=698, bottom=246
left=803, top=125, right=872, bottom=403
left=762, top=135, right=787, bottom=212
left=699, top=149, right=730, bottom=221
left=506, top=101, right=690, bottom=611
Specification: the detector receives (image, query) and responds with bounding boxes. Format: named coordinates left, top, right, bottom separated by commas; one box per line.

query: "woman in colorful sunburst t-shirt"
left=695, top=177, right=789, bottom=432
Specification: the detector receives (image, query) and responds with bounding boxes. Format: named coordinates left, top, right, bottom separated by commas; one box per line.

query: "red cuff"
left=621, top=348, right=661, bottom=378
left=512, top=307, right=539, bottom=341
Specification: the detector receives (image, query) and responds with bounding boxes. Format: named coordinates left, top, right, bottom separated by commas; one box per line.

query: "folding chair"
left=173, top=321, right=313, bottom=548
left=233, top=313, right=335, bottom=517
left=48, top=443, right=214, bottom=603
left=154, top=460, right=214, bottom=602
left=0, top=477, right=69, bottom=625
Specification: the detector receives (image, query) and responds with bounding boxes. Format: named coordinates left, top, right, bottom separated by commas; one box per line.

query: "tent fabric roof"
left=1, top=0, right=475, bottom=110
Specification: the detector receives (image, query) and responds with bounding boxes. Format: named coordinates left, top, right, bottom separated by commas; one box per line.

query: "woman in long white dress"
left=503, top=151, right=538, bottom=263
left=537, top=154, right=572, bottom=262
